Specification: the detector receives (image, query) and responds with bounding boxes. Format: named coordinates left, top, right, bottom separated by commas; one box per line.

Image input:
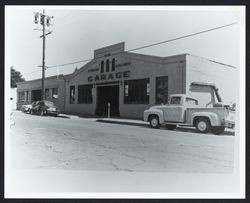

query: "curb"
left=96, top=119, right=148, bottom=127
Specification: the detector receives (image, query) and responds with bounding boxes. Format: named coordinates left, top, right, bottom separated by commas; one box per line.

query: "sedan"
left=30, top=100, right=59, bottom=116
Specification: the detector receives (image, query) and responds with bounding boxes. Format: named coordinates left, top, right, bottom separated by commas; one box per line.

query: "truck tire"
left=195, top=117, right=210, bottom=134
left=211, top=126, right=225, bottom=135
left=149, top=115, right=160, bottom=129
left=165, top=125, right=176, bottom=130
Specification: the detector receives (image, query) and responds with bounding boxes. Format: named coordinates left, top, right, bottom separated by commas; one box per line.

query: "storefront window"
left=124, top=78, right=149, bottom=104
left=18, top=91, right=25, bottom=102
left=45, top=89, right=49, bottom=99
left=52, top=88, right=58, bottom=99
left=70, top=86, right=75, bottom=104
left=78, top=84, right=93, bottom=104
left=156, top=76, right=168, bottom=104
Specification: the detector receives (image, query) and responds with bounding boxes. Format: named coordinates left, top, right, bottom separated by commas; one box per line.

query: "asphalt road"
left=9, top=111, right=235, bottom=173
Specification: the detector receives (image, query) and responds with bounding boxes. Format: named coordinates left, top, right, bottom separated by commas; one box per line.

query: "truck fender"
left=144, top=109, right=164, bottom=124
left=191, top=112, right=221, bottom=126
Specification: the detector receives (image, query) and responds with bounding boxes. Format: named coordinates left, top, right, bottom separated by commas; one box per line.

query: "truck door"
left=163, top=96, right=185, bottom=122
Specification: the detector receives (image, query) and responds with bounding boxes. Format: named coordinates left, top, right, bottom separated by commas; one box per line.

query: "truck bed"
left=186, top=107, right=235, bottom=126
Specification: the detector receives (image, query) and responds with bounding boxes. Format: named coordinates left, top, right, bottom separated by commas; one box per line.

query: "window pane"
left=125, top=85, right=128, bottom=96
left=45, top=89, right=49, bottom=99
left=18, top=92, right=25, bottom=102
left=52, top=88, right=58, bottom=99
left=156, top=76, right=168, bottom=104
left=186, top=97, right=198, bottom=105
left=101, top=61, right=104, bottom=73
left=26, top=91, right=29, bottom=101
left=147, top=83, right=150, bottom=96
left=78, top=84, right=93, bottom=104
left=70, top=86, right=75, bottom=104
left=106, top=59, right=110, bottom=72
left=112, top=58, right=115, bottom=71
left=170, top=97, right=181, bottom=104
left=124, top=78, right=149, bottom=104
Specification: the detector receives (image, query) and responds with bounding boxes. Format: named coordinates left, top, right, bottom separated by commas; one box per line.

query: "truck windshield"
left=170, top=97, right=181, bottom=104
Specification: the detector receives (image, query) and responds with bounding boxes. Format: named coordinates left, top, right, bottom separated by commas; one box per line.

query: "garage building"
left=16, top=42, right=237, bottom=118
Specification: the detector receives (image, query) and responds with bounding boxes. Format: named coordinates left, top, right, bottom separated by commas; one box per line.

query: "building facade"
left=16, top=42, right=237, bottom=118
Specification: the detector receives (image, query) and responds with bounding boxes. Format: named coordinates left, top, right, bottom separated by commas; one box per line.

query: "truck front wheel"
left=149, top=115, right=160, bottom=129
left=211, top=126, right=225, bottom=135
left=195, top=118, right=210, bottom=134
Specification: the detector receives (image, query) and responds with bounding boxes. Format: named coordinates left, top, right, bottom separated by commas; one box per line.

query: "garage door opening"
left=96, top=85, right=120, bottom=117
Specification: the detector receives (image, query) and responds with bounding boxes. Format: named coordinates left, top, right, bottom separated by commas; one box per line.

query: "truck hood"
left=149, top=105, right=166, bottom=109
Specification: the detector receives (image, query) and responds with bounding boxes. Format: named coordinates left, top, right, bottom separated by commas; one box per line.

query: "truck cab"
left=163, top=94, right=199, bottom=122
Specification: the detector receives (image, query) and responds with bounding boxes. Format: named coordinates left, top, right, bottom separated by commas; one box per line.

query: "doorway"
left=96, top=85, right=120, bottom=117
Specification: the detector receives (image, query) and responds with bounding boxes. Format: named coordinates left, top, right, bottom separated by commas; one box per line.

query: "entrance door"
left=96, top=85, right=120, bottom=117
left=31, top=90, right=42, bottom=102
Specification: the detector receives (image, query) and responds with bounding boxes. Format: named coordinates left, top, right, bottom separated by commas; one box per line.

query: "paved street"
left=9, top=111, right=235, bottom=173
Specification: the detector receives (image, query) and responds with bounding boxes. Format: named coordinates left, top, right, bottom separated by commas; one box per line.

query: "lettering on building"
left=88, top=68, right=99, bottom=72
left=88, top=71, right=130, bottom=82
left=115, top=62, right=131, bottom=68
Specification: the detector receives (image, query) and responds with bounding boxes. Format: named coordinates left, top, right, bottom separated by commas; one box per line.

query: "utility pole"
left=34, top=10, right=53, bottom=100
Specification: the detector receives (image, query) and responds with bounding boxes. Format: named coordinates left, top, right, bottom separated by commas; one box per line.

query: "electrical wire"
left=126, top=22, right=238, bottom=52
left=25, top=21, right=238, bottom=76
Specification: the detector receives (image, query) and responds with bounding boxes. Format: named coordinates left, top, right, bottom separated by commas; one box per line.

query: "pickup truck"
left=143, top=94, right=235, bottom=135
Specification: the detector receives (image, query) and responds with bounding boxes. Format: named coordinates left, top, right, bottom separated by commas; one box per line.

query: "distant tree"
left=11, top=66, right=25, bottom=88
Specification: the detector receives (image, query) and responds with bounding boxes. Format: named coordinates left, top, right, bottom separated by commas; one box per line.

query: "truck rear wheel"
left=195, top=117, right=210, bottom=133
left=149, top=115, right=160, bottom=129
left=211, top=126, right=225, bottom=135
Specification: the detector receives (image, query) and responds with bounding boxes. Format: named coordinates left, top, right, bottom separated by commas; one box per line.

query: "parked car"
left=30, top=100, right=59, bottom=116
left=21, top=104, right=33, bottom=113
left=143, top=94, right=235, bottom=135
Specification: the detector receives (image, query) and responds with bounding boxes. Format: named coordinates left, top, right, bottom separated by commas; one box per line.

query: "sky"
left=5, top=6, right=244, bottom=81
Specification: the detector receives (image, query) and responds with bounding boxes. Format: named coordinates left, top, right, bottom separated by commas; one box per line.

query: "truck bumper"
left=223, top=121, right=235, bottom=129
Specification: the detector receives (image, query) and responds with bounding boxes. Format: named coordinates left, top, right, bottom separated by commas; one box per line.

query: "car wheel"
left=211, top=126, right=225, bottom=135
left=149, top=115, right=160, bottom=129
left=30, top=109, right=34, bottom=115
left=195, top=117, right=210, bottom=133
left=165, top=124, right=176, bottom=130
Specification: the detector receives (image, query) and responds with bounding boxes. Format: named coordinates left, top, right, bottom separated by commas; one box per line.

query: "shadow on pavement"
left=139, top=125, right=235, bottom=136
left=57, top=115, right=70, bottom=119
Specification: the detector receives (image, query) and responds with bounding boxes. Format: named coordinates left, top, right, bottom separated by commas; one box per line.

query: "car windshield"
left=44, top=101, right=54, bottom=107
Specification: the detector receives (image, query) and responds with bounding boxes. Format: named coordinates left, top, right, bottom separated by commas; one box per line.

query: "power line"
left=127, top=22, right=238, bottom=52
left=25, top=21, right=238, bottom=76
